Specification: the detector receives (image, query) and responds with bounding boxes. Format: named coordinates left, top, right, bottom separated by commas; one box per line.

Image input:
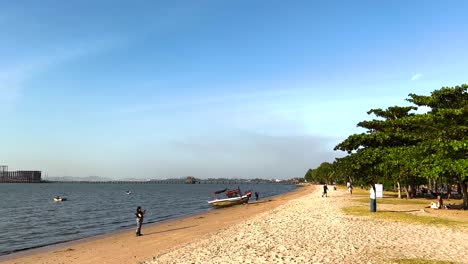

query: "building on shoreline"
left=184, top=176, right=196, bottom=184
left=0, top=165, right=42, bottom=183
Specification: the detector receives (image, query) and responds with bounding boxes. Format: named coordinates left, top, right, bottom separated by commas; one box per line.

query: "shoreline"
left=0, top=184, right=309, bottom=264
left=150, top=185, right=468, bottom=264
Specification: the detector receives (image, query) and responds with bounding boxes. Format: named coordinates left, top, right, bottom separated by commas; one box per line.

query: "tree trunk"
left=457, top=183, right=462, bottom=195
left=460, top=180, right=468, bottom=210
left=397, top=181, right=401, bottom=199
left=404, top=185, right=410, bottom=199
left=447, top=184, right=451, bottom=201
left=408, top=185, right=413, bottom=199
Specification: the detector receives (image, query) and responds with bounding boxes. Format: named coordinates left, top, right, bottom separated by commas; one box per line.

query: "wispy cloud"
left=113, top=77, right=316, bottom=115
left=116, top=87, right=295, bottom=114
left=0, top=37, right=122, bottom=111
left=411, top=73, right=423, bottom=81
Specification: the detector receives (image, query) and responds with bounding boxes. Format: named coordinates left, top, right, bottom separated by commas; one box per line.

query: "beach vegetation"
left=304, top=162, right=336, bottom=184
left=317, top=84, right=468, bottom=210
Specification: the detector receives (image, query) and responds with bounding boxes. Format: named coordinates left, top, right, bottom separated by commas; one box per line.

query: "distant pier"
left=44, top=179, right=295, bottom=185
left=0, top=165, right=42, bottom=183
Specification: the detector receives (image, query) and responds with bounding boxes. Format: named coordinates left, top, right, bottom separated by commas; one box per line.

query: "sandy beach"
left=148, top=186, right=468, bottom=264
left=1, top=185, right=467, bottom=264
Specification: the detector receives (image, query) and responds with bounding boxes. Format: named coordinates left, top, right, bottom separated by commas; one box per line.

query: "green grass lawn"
left=342, top=205, right=467, bottom=228
left=354, top=197, right=429, bottom=205
left=335, top=184, right=467, bottom=228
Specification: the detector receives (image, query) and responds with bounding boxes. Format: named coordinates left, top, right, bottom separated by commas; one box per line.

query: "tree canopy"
left=306, top=84, right=468, bottom=209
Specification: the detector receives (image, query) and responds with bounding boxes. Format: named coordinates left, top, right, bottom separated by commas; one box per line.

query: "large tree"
left=403, top=85, right=468, bottom=209
left=310, top=85, right=467, bottom=209
left=334, top=106, right=419, bottom=197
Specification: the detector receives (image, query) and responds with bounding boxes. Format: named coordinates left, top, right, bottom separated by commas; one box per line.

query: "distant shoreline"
left=39, top=179, right=298, bottom=184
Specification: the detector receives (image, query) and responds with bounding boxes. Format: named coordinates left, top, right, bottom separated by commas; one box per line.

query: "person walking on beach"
left=322, top=183, right=328, bottom=197
left=255, top=191, right=259, bottom=201
left=135, top=206, right=146, bottom=236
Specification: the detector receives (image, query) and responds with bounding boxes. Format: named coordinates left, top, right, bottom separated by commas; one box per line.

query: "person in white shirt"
left=370, top=183, right=376, bottom=212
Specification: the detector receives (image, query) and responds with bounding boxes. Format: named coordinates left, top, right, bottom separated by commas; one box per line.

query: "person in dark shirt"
left=135, top=206, right=146, bottom=236
left=255, top=191, right=259, bottom=201
left=322, top=184, right=328, bottom=197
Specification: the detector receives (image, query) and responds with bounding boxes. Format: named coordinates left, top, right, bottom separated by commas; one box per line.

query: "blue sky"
left=1, top=0, right=467, bottom=179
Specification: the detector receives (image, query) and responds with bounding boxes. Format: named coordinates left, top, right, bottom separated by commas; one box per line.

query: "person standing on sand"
left=255, top=191, right=259, bottom=201
left=369, top=183, right=376, bottom=212
left=322, top=184, right=328, bottom=197
left=135, top=206, right=146, bottom=236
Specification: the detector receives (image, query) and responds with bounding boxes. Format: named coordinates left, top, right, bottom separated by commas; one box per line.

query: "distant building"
left=0, top=165, right=42, bottom=183
left=184, top=176, right=196, bottom=184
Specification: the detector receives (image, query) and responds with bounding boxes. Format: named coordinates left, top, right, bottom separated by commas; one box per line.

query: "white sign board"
left=375, top=184, right=383, bottom=198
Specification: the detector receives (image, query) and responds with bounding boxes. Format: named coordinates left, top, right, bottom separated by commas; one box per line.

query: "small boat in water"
left=125, top=190, right=132, bottom=195
left=53, top=196, right=67, bottom=202
left=208, top=187, right=252, bottom=208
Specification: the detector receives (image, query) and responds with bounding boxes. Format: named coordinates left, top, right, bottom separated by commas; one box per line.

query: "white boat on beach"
left=208, top=188, right=252, bottom=208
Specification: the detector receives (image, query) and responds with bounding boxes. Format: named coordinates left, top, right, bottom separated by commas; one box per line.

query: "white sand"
left=148, top=186, right=468, bottom=264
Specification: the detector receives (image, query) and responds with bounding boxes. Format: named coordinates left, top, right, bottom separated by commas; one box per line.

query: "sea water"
left=0, top=182, right=296, bottom=256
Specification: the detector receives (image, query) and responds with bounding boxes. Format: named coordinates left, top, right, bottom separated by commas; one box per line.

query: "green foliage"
left=331, top=84, right=468, bottom=209
left=304, top=162, right=336, bottom=183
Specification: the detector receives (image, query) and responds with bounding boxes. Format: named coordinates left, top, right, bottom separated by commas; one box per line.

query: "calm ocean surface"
left=0, top=182, right=296, bottom=256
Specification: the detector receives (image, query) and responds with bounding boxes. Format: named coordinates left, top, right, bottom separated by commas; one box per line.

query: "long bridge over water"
left=0, top=165, right=297, bottom=184
left=43, top=179, right=295, bottom=184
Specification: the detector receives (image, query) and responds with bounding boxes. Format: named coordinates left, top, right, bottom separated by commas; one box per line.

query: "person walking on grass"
left=322, top=183, right=328, bottom=197
left=135, top=206, right=146, bottom=236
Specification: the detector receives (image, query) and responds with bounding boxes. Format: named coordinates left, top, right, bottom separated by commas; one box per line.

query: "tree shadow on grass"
left=382, top=210, right=422, bottom=213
